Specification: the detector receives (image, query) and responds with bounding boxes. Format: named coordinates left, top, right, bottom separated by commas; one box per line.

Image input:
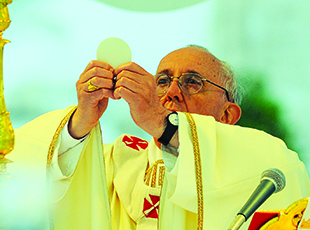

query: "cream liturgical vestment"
left=6, top=106, right=310, bottom=230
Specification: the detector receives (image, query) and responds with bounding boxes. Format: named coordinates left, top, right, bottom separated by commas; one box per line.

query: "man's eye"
left=185, top=78, right=200, bottom=85
left=157, top=78, right=170, bottom=85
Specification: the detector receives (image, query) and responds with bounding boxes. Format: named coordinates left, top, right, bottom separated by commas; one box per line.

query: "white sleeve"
left=50, top=121, right=87, bottom=181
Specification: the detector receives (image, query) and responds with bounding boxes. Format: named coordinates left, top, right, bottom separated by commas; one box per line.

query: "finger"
left=78, top=85, right=115, bottom=102
left=82, top=60, right=114, bottom=74
left=114, top=73, right=154, bottom=101
left=93, top=88, right=114, bottom=100
left=115, top=70, right=155, bottom=91
left=80, top=66, right=114, bottom=83
left=114, top=62, right=149, bottom=76
left=115, top=71, right=145, bottom=92
left=114, top=84, right=136, bottom=101
left=115, top=70, right=141, bottom=86
left=83, top=77, right=114, bottom=92
left=116, top=68, right=156, bottom=90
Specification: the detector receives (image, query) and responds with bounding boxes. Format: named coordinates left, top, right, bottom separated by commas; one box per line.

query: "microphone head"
left=261, top=168, right=286, bottom=193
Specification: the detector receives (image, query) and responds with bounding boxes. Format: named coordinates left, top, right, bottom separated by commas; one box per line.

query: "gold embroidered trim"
left=145, top=168, right=151, bottom=186
left=185, top=113, right=203, bottom=230
left=158, top=166, right=165, bottom=187
left=45, top=106, right=77, bottom=230
left=144, top=159, right=165, bottom=188
left=46, top=106, right=77, bottom=169
left=151, top=163, right=158, bottom=188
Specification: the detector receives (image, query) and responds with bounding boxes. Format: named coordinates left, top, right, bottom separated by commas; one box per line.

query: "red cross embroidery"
left=122, top=135, right=148, bottom=151
left=143, top=195, right=160, bottom=219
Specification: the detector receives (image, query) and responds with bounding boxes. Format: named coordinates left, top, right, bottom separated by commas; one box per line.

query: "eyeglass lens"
left=156, top=73, right=204, bottom=95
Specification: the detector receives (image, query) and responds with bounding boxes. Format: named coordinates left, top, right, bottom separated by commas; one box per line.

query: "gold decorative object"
left=258, top=198, right=308, bottom=230
left=0, top=0, right=14, bottom=180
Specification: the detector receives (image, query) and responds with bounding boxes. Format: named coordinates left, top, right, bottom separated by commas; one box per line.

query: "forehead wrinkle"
left=158, top=68, right=204, bottom=77
left=157, top=47, right=223, bottom=83
left=157, top=61, right=205, bottom=76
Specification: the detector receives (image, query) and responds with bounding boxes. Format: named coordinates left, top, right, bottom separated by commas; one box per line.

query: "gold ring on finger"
left=87, top=79, right=100, bottom=92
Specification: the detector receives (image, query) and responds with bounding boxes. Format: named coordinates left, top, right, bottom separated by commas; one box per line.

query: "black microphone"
left=227, top=168, right=286, bottom=230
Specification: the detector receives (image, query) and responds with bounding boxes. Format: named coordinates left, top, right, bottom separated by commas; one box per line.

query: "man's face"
left=156, top=46, right=228, bottom=121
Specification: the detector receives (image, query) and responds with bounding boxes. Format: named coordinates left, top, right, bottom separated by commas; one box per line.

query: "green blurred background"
left=3, top=0, right=310, bottom=170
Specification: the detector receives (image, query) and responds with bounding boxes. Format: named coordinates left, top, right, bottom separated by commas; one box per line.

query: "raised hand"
left=69, top=60, right=114, bottom=139
left=113, top=62, right=171, bottom=139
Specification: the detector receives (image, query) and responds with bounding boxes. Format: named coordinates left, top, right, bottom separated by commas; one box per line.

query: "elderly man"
left=45, top=45, right=310, bottom=230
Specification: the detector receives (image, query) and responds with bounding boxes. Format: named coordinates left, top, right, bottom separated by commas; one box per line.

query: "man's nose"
left=165, top=79, right=184, bottom=102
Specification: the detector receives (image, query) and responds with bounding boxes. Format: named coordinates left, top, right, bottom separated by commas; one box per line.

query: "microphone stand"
left=227, top=215, right=245, bottom=230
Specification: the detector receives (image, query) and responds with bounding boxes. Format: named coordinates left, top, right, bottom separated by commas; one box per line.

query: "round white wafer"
left=96, top=37, right=132, bottom=69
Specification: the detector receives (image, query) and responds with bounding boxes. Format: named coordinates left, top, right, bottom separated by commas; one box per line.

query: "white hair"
left=186, top=44, right=243, bottom=105
left=218, top=60, right=243, bottom=105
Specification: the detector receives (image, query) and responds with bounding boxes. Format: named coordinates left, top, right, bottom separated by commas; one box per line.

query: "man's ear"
left=219, top=102, right=242, bottom=125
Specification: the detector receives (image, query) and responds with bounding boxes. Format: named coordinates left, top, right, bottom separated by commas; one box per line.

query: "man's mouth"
left=163, top=101, right=185, bottom=112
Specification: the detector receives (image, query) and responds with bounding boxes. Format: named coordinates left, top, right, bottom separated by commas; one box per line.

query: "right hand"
left=69, top=60, right=115, bottom=139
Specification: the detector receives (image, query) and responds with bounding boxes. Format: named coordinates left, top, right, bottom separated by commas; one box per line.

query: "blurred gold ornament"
left=259, top=198, right=308, bottom=230
left=0, top=0, right=14, bottom=165
left=0, top=0, right=12, bottom=32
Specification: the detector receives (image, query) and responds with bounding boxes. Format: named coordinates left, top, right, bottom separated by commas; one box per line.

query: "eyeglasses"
left=155, top=72, right=230, bottom=102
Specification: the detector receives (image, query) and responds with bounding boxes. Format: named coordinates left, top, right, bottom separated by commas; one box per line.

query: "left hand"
left=113, top=62, right=170, bottom=138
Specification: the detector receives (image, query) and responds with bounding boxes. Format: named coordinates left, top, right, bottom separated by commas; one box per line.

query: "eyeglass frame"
left=154, top=72, right=231, bottom=102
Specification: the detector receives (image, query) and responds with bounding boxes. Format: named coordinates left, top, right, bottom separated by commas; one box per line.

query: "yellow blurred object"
left=0, top=0, right=14, bottom=163
left=300, top=218, right=310, bottom=229
left=259, top=198, right=308, bottom=230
